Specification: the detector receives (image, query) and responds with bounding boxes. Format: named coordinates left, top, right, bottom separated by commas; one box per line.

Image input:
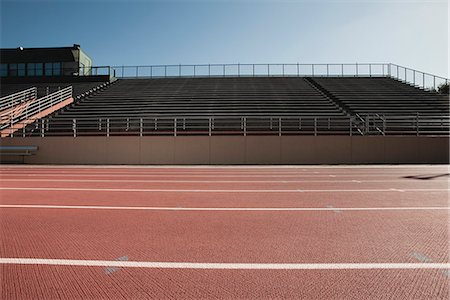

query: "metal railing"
left=0, top=87, right=37, bottom=111
left=108, top=63, right=449, bottom=92
left=1, top=86, right=73, bottom=131
left=9, top=114, right=449, bottom=138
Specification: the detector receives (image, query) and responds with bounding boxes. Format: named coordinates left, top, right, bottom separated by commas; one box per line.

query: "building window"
left=53, top=62, right=61, bottom=76
left=36, top=63, right=43, bottom=76
left=17, top=64, right=25, bottom=76
left=9, top=64, right=17, bottom=76
left=45, top=63, right=53, bottom=76
left=44, top=62, right=62, bottom=76
left=0, top=64, right=7, bottom=77
left=27, top=63, right=36, bottom=76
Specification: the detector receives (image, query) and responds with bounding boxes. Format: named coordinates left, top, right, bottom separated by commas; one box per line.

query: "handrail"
left=0, top=87, right=37, bottom=110
left=8, top=114, right=449, bottom=137
left=106, top=62, right=449, bottom=92
left=1, top=86, right=73, bottom=131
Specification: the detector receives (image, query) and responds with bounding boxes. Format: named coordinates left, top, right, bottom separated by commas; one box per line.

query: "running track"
left=0, top=165, right=449, bottom=299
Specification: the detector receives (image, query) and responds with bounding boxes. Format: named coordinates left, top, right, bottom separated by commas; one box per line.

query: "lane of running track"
left=1, top=165, right=449, bottom=299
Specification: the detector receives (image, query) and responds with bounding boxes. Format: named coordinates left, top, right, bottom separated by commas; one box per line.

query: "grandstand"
left=1, top=62, right=449, bottom=164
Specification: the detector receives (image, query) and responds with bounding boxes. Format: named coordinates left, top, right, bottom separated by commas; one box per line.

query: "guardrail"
left=1, top=86, right=73, bottom=131
left=0, top=87, right=37, bottom=111
left=108, top=63, right=449, bottom=92
left=9, top=114, right=449, bottom=137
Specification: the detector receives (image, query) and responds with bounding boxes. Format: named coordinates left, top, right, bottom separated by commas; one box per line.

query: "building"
left=0, top=44, right=93, bottom=78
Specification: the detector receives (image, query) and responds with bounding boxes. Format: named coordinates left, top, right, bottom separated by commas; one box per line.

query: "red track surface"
left=1, top=165, right=449, bottom=299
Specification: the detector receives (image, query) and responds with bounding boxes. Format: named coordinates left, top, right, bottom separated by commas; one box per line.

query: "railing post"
left=267, top=64, right=270, bottom=76
left=382, top=116, right=386, bottom=135
left=314, top=117, right=317, bottom=136
left=150, top=66, right=153, bottom=78
left=238, top=63, right=240, bottom=77
left=107, top=118, right=110, bottom=137
left=282, top=64, right=285, bottom=77
left=208, top=64, right=211, bottom=77
left=209, top=118, right=212, bottom=136
left=243, top=117, right=247, bottom=136
left=136, top=66, right=138, bottom=78
left=194, top=65, right=196, bottom=77
left=341, top=64, right=344, bottom=76
left=278, top=117, right=282, bottom=136
left=174, top=118, right=177, bottom=136
left=423, top=73, right=425, bottom=89
left=22, top=124, right=25, bottom=137
left=155, top=118, right=157, bottom=131
left=223, top=64, right=225, bottom=77
left=356, top=63, right=358, bottom=76
left=312, top=64, right=314, bottom=77
left=165, top=65, right=167, bottom=77
left=72, top=119, right=76, bottom=137
left=433, top=76, right=436, bottom=90
left=326, top=64, right=329, bottom=77
left=41, top=119, right=44, bottom=137
left=140, top=118, right=143, bottom=137
left=416, top=113, right=419, bottom=136
left=179, top=64, right=181, bottom=77
left=369, top=64, right=372, bottom=77
left=349, top=116, right=353, bottom=136
left=365, top=114, right=369, bottom=134
left=297, top=63, right=299, bottom=77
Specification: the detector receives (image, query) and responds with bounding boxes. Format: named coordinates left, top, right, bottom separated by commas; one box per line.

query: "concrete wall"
left=0, top=136, right=448, bottom=164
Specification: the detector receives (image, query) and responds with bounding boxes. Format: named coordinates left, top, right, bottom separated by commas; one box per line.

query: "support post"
left=278, top=117, right=282, bottom=136
left=73, top=119, right=76, bottom=137
left=107, top=118, right=110, bottom=137
left=314, top=117, right=317, bottom=136
left=174, top=118, right=177, bottom=136
left=140, top=118, right=143, bottom=137
left=209, top=118, right=212, bottom=136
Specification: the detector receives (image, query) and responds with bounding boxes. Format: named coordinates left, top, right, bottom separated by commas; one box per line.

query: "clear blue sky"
left=0, top=0, right=448, bottom=77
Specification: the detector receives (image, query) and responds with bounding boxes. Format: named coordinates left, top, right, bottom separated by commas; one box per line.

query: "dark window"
left=45, top=63, right=53, bottom=76
left=9, top=64, right=17, bottom=76
left=35, top=63, right=43, bottom=76
left=53, top=62, right=61, bottom=76
left=27, top=63, right=36, bottom=76
left=18, top=64, right=25, bottom=76
left=0, top=64, right=7, bottom=77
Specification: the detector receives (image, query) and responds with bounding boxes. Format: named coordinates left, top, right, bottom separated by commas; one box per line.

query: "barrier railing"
left=0, top=87, right=37, bottom=111
left=108, top=63, right=449, bottom=92
left=1, top=86, right=73, bottom=132
left=9, top=114, right=449, bottom=137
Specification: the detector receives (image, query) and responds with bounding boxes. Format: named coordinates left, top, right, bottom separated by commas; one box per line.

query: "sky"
left=0, top=0, right=448, bottom=78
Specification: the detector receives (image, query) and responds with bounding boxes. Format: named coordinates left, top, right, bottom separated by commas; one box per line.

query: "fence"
left=108, top=63, right=449, bottom=92
left=0, top=86, right=73, bottom=131
left=7, top=114, right=449, bottom=138
left=0, top=87, right=37, bottom=111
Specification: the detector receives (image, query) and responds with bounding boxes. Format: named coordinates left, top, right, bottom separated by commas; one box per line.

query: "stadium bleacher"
left=1, top=74, right=448, bottom=137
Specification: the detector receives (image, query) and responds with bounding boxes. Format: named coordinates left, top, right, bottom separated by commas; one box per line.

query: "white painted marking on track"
left=0, top=187, right=447, bottom=193
left=0, top=258, right=449, bottom=270
left=0, top=205, right=449, bottom=211
left=0, top=179, right=435, bottom=183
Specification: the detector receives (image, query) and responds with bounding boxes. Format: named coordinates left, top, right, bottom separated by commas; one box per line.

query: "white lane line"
left=2, top=173, right=448, bottom=178
left=0, top=179, right=445, bottom=183
left=0, top=187, right=448, bottom=193
left=1, top=205, right=448, bottom=211
left=1, top=258, right=449, bottom=270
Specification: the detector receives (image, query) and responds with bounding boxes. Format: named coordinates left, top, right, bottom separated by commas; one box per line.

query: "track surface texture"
left=1, top=165, right=449, bottom=299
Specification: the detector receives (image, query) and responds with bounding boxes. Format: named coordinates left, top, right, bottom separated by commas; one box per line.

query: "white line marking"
left=1, top=179, right=446, bottom=183
left=1, top=205, right=448, bottom=211
left=0, top=187, right=447, bottom=193
left=0, top=258, right=449, bottom=270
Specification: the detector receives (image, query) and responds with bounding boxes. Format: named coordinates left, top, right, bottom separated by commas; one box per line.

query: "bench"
left=0, top=146, right=38, bottom=163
